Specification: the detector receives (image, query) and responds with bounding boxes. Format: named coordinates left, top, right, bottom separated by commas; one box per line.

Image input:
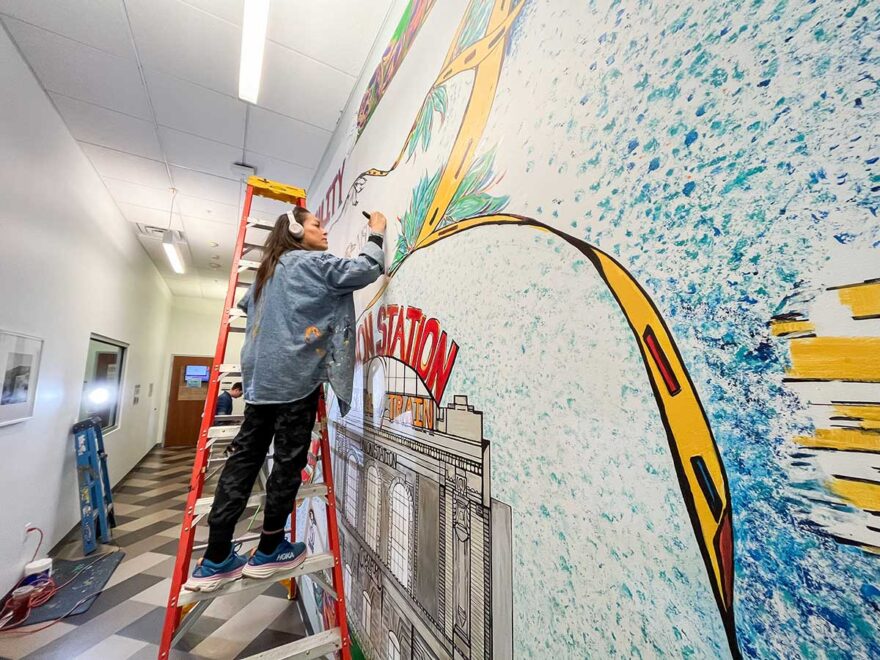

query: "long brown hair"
left=253, top=206, right=309, bottom=302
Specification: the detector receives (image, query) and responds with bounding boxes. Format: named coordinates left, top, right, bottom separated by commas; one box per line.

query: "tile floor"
left=0, top=446, right=311, bottom=660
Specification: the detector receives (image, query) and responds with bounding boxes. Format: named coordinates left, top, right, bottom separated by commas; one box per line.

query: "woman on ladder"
left=185, top=207, right=386, bottom=591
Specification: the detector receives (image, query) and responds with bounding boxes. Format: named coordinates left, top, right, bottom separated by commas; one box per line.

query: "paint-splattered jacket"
left=237, top=239, right=384, bottom=415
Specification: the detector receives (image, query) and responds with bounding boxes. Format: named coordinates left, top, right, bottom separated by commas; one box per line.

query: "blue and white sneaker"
left=184, top=547, right=247, bottom=592
left=242, top=540, right=307, bottom=579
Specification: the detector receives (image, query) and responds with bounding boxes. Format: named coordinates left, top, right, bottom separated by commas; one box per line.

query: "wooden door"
left=164, top=356, right=213, bottom=448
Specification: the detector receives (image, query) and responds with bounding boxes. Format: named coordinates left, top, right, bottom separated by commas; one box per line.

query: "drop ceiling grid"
left=0, top=0, right=393, bottom=298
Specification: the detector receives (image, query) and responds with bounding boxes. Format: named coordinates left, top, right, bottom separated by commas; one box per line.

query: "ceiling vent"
left=137, top=224, right=184, bottom=241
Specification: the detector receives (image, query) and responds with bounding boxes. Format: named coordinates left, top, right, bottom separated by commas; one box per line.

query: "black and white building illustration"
left=330, top=357, right=513, bottom=660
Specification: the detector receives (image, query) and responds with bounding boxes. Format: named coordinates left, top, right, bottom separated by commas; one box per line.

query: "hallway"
left=0, top=447, right=309, bottom=659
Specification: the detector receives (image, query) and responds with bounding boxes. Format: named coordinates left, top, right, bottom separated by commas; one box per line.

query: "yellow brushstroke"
left=827, top=477, right=880, bottom=512
left=833, top=404, right=880, bottom=422
left=770, top=319, right=815, bottom=336
left=787, top=337, right=880, bottom=382
left=796, top=428, right=880, bottom=452
left=837, top=282, right=880, bottom=320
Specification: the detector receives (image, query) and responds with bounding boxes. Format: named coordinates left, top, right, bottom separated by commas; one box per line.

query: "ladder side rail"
left=158, top=183, right=256, bottom=658
left=316, top=390, right=352, bottom=659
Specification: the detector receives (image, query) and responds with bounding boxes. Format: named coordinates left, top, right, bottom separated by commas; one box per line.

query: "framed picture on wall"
left=0, top=330, right=43, bottom=427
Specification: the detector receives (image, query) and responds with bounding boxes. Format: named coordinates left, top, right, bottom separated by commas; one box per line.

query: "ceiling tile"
left=80, top=143, right=170, bottom=190
left=175, top=0, right=242, bottom=25
left=125, top=0, right=239, bottom=96
left=105, top=177, right=174, bottom=210
left=5, top=17, right=151, bottom=119
left=243, top=151, right=314, bottom=192
left=267, top=0, right=394, bottom=76
left=170, top=167, right=242, bottom=206
left=119, top=202, right=184, bottom=230
left=160, top=127, right=243, bottom=178
left=53, top=95, right=162, bottom=159
left=176, top=194, right=240, bottom=224
left=0, top=0, right=135, bottom=58
left=145, top=69, right=246, bottom=145
left=165, top=277, right=205, bottom=297
left=245, top=107, right=329, bottom=168
left=257, top=40, right=353, bottom=131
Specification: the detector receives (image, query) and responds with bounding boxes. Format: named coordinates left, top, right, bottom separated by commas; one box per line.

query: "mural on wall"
left=305, top=0, right=879, bottom=657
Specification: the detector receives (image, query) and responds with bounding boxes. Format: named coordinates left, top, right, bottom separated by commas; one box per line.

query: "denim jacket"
left=237, top=240, right=384, bottom=415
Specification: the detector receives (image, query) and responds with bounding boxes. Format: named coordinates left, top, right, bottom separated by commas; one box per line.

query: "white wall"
left=0, top=25, right=172, bottom=593
left=155, top=296, right=244, bottom=444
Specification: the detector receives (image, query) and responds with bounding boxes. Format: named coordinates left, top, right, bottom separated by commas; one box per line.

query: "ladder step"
left=193, top=483, right=327, bottom=515
left=218, top=363, right=242, bottom=373
left=247, top=216, right=276, bottom=230
left=241, top=627, right=342, bottom=659
left=239, top=259, right=261, bottom=272
left=178, top=553, right=335, bottom=606
left=229, top=326, right=246, bottom=333
left=213, top=414, right=244, bottom=423
left=208, top=425, right=241, bottom=439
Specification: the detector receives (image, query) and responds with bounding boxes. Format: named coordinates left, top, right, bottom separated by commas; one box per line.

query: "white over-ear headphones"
left=287, top=210, right=304, bottom=239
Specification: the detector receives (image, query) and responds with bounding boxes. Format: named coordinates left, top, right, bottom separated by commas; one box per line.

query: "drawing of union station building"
left=330, top=358, right=513, bottom=659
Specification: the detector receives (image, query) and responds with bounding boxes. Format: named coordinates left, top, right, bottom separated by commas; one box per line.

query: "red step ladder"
left=159, top=177, right=351, bottom=660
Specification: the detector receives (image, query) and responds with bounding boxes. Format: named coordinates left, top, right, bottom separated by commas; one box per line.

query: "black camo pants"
left=207, top=388, right=320, bottom=542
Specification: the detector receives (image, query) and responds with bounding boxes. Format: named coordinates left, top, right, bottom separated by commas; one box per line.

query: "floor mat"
left=23, top=551, right=125, bottom=625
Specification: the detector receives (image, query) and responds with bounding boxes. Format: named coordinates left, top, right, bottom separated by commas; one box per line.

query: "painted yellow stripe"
left=770, top=319, right=814, bottom=336
left=837, top=282, right=880, bottom=319
left=827, top=477, right=880, bottom=512
left=787, top=337, right=880, bottom=382
left=796, top=428, right=880, bottom=452
left=833, top=404, right=880, bottom=422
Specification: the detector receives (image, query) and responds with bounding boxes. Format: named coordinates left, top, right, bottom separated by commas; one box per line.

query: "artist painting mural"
left=301, top=0, right=879, bottom=657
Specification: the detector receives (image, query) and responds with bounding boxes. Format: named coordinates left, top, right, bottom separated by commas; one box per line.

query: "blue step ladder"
left=72, top=417, right=116, bottom=554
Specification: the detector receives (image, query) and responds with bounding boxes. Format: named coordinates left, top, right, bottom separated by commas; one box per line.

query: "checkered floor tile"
left=0, top=447, right=310, bottom=659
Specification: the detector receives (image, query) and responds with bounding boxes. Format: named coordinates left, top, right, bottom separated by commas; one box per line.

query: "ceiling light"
left=208, top=241, right=219, bottom=247
left=162, top=230, right=186, bottom=274
left=238, top=0, right=270, bottom=103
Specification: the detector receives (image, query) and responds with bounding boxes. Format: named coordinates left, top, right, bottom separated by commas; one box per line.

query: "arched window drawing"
left=389, top=482, right=413, bottom=588
left=344, top=564, right=352, bottom=609
left=362, top=591, right=372, bottom=638
left=388, top=631, right=401, bottom=660
left=345, top=455, right=359, bottom=527
left=366, top=465, right=381, bottom=551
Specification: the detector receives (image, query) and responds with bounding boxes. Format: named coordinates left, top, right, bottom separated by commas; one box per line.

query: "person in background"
left=215, top=382, right=242, bottom=416
left=184, top=207, right=386, bottom=592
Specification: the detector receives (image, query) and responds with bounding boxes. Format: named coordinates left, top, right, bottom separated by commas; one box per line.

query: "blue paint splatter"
left=683, top=181, right=696, bottom=196
left=648, top=157, right=661, bottom=172
left=627, top=138, right=640, bottom=153
left=696, top=104, right=706, bottom=116
left=685, top=130, right=699, bottom=147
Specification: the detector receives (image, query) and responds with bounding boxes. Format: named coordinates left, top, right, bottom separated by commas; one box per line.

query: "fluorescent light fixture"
left=162, top=230, right=185, bottom=274
left=238, top=0, right=270, bottom=103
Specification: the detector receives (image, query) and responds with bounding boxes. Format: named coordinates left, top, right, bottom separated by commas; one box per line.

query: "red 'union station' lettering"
left=356, top=305, right=459, bottom=403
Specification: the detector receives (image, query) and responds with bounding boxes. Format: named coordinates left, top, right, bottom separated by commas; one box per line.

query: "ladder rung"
left=246, top=216, right=276, bottom=230
left=208, top=425, right=241, bottom=439
left=241, top=627, right=342, bottom=659
left=218, top=363, right=242, bottom=374
left=178, top=553, right=335, bottom=606
left=193, top=483, right=327, bottom=515
left=228, top=308, right=247, bottom=320
left=238, top=259, right=261, bottom=272
left=213, top=414, right=243, bottom=424
left=229, top=326, right=246, bottom=333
